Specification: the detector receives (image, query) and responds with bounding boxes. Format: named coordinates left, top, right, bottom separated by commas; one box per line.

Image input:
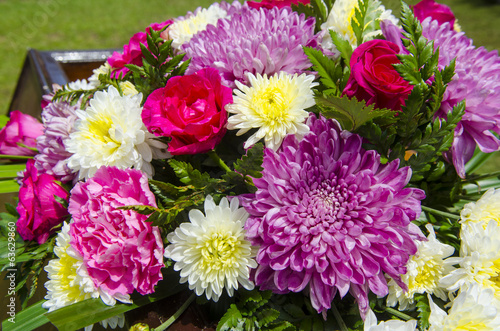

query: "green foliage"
left=351, top=0, right=370, bottom=47
left=316, top=95, right=396, bottom=132
left=303, top=46, right=350, bottom=96
left=217, top=290, right=295, bottom=331
left=126, top=26, right=190, bottom=101
left=292, top=0, right=333, bottom=32
left=0, top=114, right=9, bottom=128
left=414, top=294, right=431, bottom=331
left=2, top=300, right=50, bottom=331
left=222, top=143, right=264, bottom=194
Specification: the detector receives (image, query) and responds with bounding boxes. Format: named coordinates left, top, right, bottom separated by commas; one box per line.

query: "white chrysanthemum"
left=42, top=223, right=126, bottom=331
left=65, top=79, right=94, bottom=91
left=460, top=188, right=500, bottom=226
left=428, top=284, right=500, bottom=331
left=387, top=224, right=455, bottom=310
left=164, top=195, right=257, bottom=302
left=118, top=81, right=139, bottom=96
left=169, top=3, right=228, bottom=49
left=321, top=0, right=398, bottom=53
left=440, top=220, right=500, bottom=298
left=88, top=62, right=112, bottom=88
left=226, top=72, right=318, bottom=151
left=364, top=309, right=417, bottom=331
left=66, top=85, right=169, bottom=179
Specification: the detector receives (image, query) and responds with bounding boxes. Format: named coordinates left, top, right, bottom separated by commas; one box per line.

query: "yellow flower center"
left=86, top=114, right=117, bottom=145
left=200, top=231, right=240, bottom=272
left=56, top=250, right=88, bottom=302
left=252, top=86, right=291, bottom=128
left=475, top=259, right=500, bottom=298
left=406, top=258, right=443, bottom=297
left=453, top=322, right=489, bottom=331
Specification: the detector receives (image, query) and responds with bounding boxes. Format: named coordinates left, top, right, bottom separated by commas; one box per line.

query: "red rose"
left=16, top=160, right=69, bottom=244
left=343, top=39, right=412, bottom=111
left=412, top=0, right=455, bottom=29
left=247, top=0, right=310, bottom=9
left=0, top=110, right=43, bottom=156
left=142, top=68, right=232, bottom=155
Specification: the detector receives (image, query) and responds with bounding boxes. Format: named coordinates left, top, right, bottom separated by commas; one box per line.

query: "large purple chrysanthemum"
left=182, top=5, right=320, bottom=89
left=34, top=95, right=78, bottom=183
left=239, top=115, right=425, bottom=316
left=383, top=18, right=500, bottom=178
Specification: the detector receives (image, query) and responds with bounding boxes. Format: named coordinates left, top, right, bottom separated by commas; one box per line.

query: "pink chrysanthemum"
left=382, top=18, right=500, bottom=178
left=69, top=166, right=164, bottom=298
left=34, top=95, right=79, bottom=183
left=182, top=6, right=320, bottom=89
left=239, top=115, right=425, bottom=316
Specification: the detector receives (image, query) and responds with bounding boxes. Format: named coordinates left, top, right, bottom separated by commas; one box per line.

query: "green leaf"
left=0, top=115, right=9, bottom=128
left=351, top=0, right=369, bottom=46
left=0, top=179, right=20, bottom=194
left=168, top=159, right=214, bottom=188
left=217, top=304, right=243, bottom=331
left=233, top=143, right=264, bottom=179
left=415, top=294, right=431, bottom=331
left=316, top=95, right=395, bottom=131
left=2, top=300, right=50, bottom=331
left=329, top=30, right=353, bottom=67
left=0, top=163, right=26, bottom=179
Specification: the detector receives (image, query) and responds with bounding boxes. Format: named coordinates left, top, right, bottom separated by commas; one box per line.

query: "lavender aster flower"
left=240, top=115, right=425, bottom=316
left=182, top=6, right=320, bottom=89
left=383, top=18, right=500, bottom=178
left=34, top=95, right=79, bottom=183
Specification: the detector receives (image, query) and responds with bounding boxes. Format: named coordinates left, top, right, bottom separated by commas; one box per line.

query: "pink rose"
left=68, top=166, right=164, bottom=297
left=343, top=39, right=412, bottom=111
left=108, top=20, right=172, bottom=78
left=247, top=0, right=310, bottom=9
left=16, top=160, right=69, bottom=244
left=0, top=110, right=43, bottom=156
left=412, top=0, right=455, bottom=29
left=142, top=68, right=232, bottom=155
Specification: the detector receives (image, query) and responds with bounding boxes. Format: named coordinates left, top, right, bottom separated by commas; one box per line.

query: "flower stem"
left=153, top=293, right=196, bottom=331
left=207, top=150, right=231, bottom=173
left=0, top=154, right=33, bottom=160
left=384, top=307, right=412, bottom=321
left=463, top=171, right=500, bottom=183
left=331, top=303, right=348, bottom=331
left=421, top=205, right=460, bottom=220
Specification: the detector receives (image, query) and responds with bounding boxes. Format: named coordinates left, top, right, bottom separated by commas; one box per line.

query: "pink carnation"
left=412, top=0, right=455, bottom=29
left=68, top=166, right=164, bottom=297
left=0, top=110, right=43, bottom=156
left=16, top=160, right=69, bottom=244
left=108, top=20, right=172, bottom=78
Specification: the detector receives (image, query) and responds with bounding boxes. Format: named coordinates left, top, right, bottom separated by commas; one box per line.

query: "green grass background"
left=0, top=0, right=499, bottom=115
left=0, top=0, right=498, bottom=172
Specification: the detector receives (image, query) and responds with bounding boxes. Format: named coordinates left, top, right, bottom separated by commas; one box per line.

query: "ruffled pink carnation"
left=68, top=166, right=164, bottom=297
left=240, top=115, right=425, bottom=317
left=108, top=20, right=172, bottom=78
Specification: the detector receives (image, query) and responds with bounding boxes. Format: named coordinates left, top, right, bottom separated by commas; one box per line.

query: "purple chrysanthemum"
left=34, top=95, right=79, bottom=183
left=182, top=6, right=320, bottom=89
left=239, top=115, right=425, bottom=316
left=383, top=18, right=500, bottom=178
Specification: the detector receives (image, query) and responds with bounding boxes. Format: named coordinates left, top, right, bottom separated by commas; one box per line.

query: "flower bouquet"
left=2, top=0, right=500, bottom=330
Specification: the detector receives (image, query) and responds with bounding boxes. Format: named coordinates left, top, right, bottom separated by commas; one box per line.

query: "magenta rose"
left=68, top=166, right=164, bottom=297
left=247, top=0, right=310, bottom=9
left=142, top=68, right=232, bottom=155
left=412, top=0, right=455, bottom=29
left=0, top=110, right=43, bottom=156
left=108, top=20, right=172, bottom=78
left=16, top=160, right=69, bottom=244
left=343, top=39, right=412, bottom=111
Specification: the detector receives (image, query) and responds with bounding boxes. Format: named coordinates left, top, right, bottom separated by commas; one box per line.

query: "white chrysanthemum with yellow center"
left=387, top=224, right=455, bottom=310
left=321, top=0, right=398, bottom=53
left=66, top=85, right=167, bottom=179
left=460, top=188, right=500, bottom=226
left=364, top=309, right=417, bottom=331
left=440, top=220, right=500, bottom=299
left=164, top=195, right=257, bottom=302
left=428, top=284, right=500, bottom=331
left=42, top=223, right=126, bottom=331
left=88, top=62, right=112, bottom=88
left=226, top=72, right=318, bottom=151
left=169, top=3, right=227, bottom=49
